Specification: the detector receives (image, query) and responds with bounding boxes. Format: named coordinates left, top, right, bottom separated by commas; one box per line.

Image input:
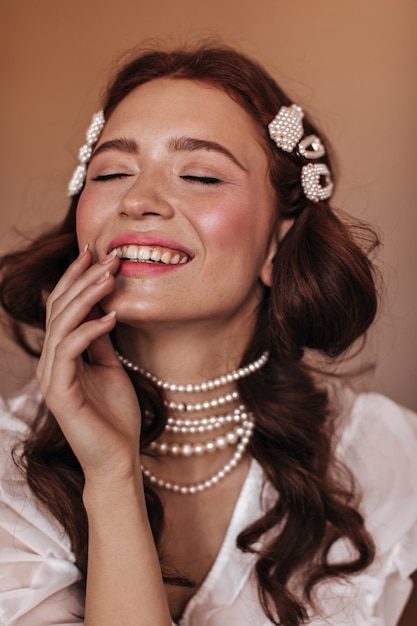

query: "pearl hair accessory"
left=268, top=104, right=333, bottom=203
left=67, top=110, right=105, bottom=197
left=301, top=163, right=334, bottom=203
left=115, top=350, right=269, bottom=392
left=268, top=104, right=304, bottom=152
left=141, top=413, right=254, bottom=494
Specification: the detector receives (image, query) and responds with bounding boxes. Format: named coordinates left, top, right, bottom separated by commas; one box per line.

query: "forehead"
left=100, top=78, right=265, bottom=158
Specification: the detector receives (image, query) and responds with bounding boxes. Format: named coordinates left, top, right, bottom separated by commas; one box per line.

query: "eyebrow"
left=168, top=136, right=247, bottom=171
left=90, top=135, right=247, bottom=171
left=90, top=137, right=138, bottom=160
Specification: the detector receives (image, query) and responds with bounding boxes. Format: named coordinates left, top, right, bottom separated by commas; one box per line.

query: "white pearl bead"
left=215, top=436, right=227, bottom=450
left=181, top=444, right=193, bottom=457
left=159, top=442, right=169, bottom=455
left=226, top=432, right=237, bottom=444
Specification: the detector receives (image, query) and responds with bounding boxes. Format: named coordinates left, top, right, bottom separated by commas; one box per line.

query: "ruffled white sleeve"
left=0, top=394, right=84, bottom=625
left=313, top=392, right=417, bottom=626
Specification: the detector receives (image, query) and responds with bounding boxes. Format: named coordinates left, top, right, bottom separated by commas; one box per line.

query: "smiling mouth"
left=113, top=245, right=190, bottom=265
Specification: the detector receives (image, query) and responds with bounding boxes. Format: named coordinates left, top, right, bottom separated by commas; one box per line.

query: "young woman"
left=1, top=43, right=416, bottom=626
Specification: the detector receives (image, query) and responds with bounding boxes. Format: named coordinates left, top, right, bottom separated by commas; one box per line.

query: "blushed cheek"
left=75, top=206, right=87, bottom=248
left=75, top=193, right=97, bottom=247
left=197, top=202, right=256, bottom=249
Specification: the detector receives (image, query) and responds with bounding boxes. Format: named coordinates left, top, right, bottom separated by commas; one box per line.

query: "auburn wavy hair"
left=0, top=42, right=379, bottom=625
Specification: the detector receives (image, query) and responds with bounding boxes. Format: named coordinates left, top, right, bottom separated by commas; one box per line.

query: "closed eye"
left=180, top=175, right=221, bottom=185
left=92, top=173, right=133, bottom=181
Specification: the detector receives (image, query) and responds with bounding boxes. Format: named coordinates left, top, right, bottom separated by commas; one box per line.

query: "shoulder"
left=0, top=379, right=40, bottom=486
left=0, top=380, right=74, bottom=556
left=0, top=380, right=38, bottom=475
left=0, top=382, right=82, bottom=624
left=0, top=378, right=42, bottom=433
left=336, top=391, right=417, bottom=546
left=325, top=391, right=417, bottom=624
left=339, top=390, right=417, bottom=452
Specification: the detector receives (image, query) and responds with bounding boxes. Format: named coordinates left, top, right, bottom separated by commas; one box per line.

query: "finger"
left=46, top=250, right=119, bottom=322
left=87, top=331, right=121, bottom=368
left=46, top=245, right=92, bottom=306
left=43, top=311, right=117, bottom=398
left=41, top=274, right=117, bottom=389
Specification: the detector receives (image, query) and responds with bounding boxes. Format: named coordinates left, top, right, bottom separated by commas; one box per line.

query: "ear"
left=259, top=218, right=294, bottom=287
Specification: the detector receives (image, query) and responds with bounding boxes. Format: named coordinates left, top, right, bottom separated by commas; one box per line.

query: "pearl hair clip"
left=268, top=104, right=334, bottom=203
left=67, top=110, right=105, bottom=197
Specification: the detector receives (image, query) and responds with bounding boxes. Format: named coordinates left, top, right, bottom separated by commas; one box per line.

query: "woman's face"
left=76, top=78, right=279, bottom=338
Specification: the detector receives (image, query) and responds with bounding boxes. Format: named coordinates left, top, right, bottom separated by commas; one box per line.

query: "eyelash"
left=91, top=173, right=221, bottom=185
left=180, top=175, right=221, bottom=185
left=92, top=173, right=132, bottom=182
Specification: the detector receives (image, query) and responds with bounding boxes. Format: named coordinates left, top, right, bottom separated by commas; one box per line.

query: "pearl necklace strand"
left=149, top=424, right=245, bottom=457
left=166, top=405, right=245, bottom=434
left=150, top=406, right=249, bottom=456
left=165, top=391, right=239, bottom=413
left=141, top=413, right=254, bottom=494
left=116, top=350, right=269, bottom=392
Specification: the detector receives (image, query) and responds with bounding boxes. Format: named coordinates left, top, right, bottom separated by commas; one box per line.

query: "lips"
left=107, top=233, right=193, bottom=273
left=114, top=244, right=189, bottom=265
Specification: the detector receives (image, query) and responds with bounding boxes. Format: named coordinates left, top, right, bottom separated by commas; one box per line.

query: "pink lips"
left=108, top=232, right=193, bottom=256
left=108, top=232, right=193, bottom=278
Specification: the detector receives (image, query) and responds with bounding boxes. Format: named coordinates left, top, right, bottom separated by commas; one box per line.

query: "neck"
left=113, top=322, right=264, bottom=494
left=114, top=321, right=255, bottom=386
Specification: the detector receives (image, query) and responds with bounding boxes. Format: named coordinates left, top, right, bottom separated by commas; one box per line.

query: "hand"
left=37, top=247, right=142, bottom=484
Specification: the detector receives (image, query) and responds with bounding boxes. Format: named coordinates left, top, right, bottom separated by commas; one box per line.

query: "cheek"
left=75, top=192, right=103, bottom=246
left=196, top=197, right=259, bottom=250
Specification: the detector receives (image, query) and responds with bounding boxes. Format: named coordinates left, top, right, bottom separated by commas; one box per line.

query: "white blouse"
left=0, top=384, right=417, bottom=626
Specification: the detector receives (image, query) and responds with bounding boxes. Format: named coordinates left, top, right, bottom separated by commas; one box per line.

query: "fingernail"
left=100, top=310, right=116, bottom=323
left=100, top=249, right=118, bottom=264
left=79, top=243, right=89, bottom=257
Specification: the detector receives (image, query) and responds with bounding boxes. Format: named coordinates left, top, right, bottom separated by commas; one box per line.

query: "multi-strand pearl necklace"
left=142, top=413, right=255, bottom=494
left=116, top=350, right=269, bottom=494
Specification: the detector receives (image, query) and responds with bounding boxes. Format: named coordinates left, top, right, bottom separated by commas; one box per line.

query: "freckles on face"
left=74, top=78, right=277, bottom=325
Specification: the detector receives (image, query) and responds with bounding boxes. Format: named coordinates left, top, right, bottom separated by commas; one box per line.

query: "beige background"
left=1, top=0, right=417, bottom=621
left=3, top=1, right=416, bottom=410
left=2, top=1, right=416, bottom=412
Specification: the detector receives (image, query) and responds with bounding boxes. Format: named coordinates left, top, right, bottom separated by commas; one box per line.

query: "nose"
left=118, top=171, right=175, bottom=220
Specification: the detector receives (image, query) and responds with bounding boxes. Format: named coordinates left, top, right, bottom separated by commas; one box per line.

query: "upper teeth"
left=113, top=245, right=189, bottom=265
